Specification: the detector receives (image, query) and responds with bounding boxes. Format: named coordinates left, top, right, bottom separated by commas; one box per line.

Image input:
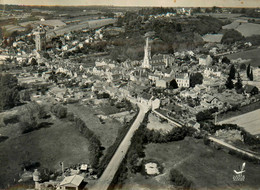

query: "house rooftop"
left=60, top=175, right=84, bottom=187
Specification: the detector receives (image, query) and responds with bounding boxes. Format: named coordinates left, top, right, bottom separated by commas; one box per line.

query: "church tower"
left=33, top=25, right=46, bottom=52
left=142, top=37, right=151, bottom=68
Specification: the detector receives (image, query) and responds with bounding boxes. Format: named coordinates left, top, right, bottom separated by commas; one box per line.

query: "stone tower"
left=33, top=25, right=46, bottom=51
left=142, top=37, right=151, bottom=68
left=33, top=169, right=40, bottom=190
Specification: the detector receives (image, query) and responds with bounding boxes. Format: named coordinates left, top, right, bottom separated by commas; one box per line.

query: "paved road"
left=209, top=136, right=260, bottom=160
left=90, top=103, right=148, bottom=190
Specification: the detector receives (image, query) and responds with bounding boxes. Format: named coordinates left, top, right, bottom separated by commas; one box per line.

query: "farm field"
left=67, top=103, right=123, bottom=151
left=223, top=21, right=260, bottom=37
left=226, top=48, right=260, bottom=67
left=219, top=109, right=260, bottom=135
left=0, top=119, right=90, bottom=189
left=122, top=137, right=260, bottom=189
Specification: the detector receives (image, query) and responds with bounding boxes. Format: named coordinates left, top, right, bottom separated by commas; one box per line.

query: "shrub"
left=3, top=114, right=19, bottom=125
left=51, top=104, right=67, bottom=119
left=170, top=168, right=193, bottom=188
left=67, top=112, right=75, bottom=121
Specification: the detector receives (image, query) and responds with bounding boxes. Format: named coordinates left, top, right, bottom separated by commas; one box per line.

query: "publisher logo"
left=233, top=162, right=246, bottom=182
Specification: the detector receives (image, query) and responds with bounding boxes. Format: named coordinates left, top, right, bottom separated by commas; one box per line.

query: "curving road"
left=90, top=103, right=148, bottom=190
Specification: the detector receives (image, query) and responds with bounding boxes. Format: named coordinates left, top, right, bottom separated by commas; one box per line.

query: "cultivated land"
left=67, top=103, right=123, bottom=151
left=123, top=137, right=260, bottom=189
left=219, top=109, right=260, bottom=135
left=0, top=119, right=90, bottom=188
left=223, top=21, right=260, bottom=37
left=226, top=48, right=260, bottom=67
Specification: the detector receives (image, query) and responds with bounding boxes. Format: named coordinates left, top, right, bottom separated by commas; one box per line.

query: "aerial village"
left=1, top=5, right=260, bottom=190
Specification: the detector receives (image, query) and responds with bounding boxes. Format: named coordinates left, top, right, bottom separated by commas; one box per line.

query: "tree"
left=169, top=79, right=178, bottom=89
left=240, top=63, right=246, bottom=70
left=229, top=64, right=236, bottom=79
left=190, top=73, right=203, bottom=87
left=221, top=29, right=243, bottom=44
left=0, top=73, right=20, bottom=111
left=225, top=76, right=234, bottom=89
left=235, top=72, right=243, bottom=90
left=222, top=57, right=230, bottom=64
left=249, top=69, right=254, bottom=81
left=247, top=64, right=251, bottom=78
left=170, top=168, right=193, bottom=188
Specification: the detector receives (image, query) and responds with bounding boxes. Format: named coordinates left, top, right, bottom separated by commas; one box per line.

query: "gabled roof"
left=60, top=175, right=84, bottom=187
left=141, top=93, right=152, bottom=100
left=244, top=84, right=258, bottom=93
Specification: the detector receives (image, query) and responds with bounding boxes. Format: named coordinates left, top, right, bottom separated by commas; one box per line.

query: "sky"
left=1, top=0, right=259, bottom=7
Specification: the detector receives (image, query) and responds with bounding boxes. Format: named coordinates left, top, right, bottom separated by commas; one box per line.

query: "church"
left=142, top=37, right=174, bottom=70
left=142, top=36, right=190, bottom=88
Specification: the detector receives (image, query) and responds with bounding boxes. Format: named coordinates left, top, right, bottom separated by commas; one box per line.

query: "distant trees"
left=190, top=73, right=203, bottom=87
left=193, top=7, right=201, bottom=13
left=221, top=29, right=243, bottom=44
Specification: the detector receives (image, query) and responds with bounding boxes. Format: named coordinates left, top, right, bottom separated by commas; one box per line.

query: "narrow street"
left=90, top=103, right=148, bottom=190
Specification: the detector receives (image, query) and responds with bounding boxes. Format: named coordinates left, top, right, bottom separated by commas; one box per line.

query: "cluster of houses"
left=2, top=13, right=260, bottom=130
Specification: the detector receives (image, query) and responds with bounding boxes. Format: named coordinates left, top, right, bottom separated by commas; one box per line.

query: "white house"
left=199, top=55, right=212, bottom=65
left=176, top=73, right=190, bottom=88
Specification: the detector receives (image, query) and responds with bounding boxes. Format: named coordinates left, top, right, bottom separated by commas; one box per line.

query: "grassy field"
left=67, top=103, right=122, bottom=151
left=147, top=113, right=174, bottom=133
left=219, top=109, right=260, bottom=135
left=123, top=137, right=260, bottom=190
left=217, top=101, right=260, bottom=123
left=0, top=119, right=90, bottom=188
left=226, top=48, right=260, bottom=67
left=223, top=21, right=260, bottom=37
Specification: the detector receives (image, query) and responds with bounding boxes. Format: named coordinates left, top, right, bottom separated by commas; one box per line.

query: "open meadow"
left=67, top=103, right=123, bottom=151
left=122, top=137, right=260, bottom=189
left=0, top=118, right=90, bottom=188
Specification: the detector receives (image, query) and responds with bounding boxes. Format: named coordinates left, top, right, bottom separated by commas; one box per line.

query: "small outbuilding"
left=60, top=175, right=84, bottom=190
left=244, top=84, right=259, bottom=96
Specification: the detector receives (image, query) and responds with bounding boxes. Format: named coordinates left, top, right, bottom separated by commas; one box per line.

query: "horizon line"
left=0, top=3, right=260, bottom=8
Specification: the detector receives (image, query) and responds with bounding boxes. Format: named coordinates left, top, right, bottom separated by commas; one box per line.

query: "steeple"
left=142, top=37, right=151, bottom=68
